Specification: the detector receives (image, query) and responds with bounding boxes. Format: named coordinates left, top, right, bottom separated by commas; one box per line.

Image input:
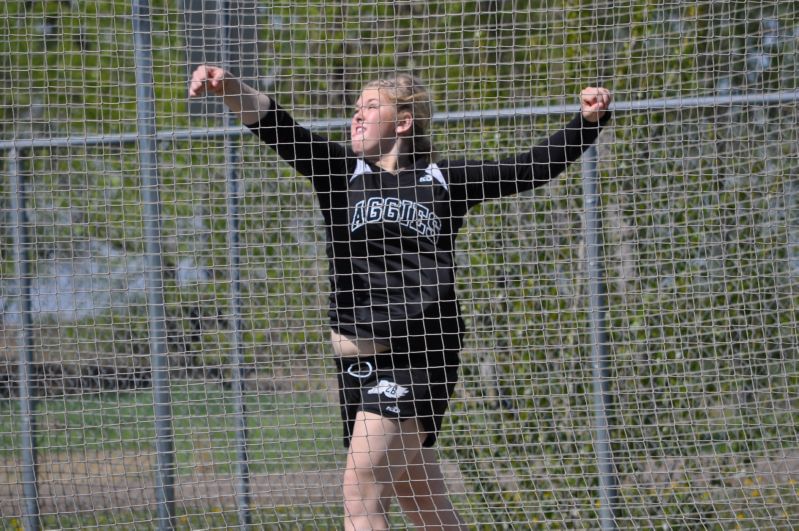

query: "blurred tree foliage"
left=1, top=0, right=798, bottom=526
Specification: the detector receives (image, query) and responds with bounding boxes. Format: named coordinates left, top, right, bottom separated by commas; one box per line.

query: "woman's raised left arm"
left=446, top=87, right=613, bottom=208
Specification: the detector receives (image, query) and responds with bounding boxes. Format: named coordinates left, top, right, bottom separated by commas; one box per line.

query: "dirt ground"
left=0, top=450, right=468, bottom=517
left=2, top=448, right=798, bottom=519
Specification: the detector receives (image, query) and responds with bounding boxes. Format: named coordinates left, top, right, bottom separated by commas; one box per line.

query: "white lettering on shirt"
left=351, top=197, right=442, bottom=242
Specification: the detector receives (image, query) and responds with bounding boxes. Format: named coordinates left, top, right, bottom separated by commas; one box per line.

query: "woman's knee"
left=342, top=469, right=394, bottom=528
left=342, top=465, right=391, bottom=503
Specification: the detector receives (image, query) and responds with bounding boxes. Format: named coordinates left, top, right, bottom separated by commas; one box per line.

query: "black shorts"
left=335, top=350, right=460, bottom=449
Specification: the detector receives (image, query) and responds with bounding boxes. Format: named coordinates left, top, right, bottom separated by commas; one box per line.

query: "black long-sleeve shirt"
left=249, top=100, right=610, bottom=350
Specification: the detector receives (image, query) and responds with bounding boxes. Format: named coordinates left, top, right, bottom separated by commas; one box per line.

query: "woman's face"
left=351, top=88, right=402, bottom=161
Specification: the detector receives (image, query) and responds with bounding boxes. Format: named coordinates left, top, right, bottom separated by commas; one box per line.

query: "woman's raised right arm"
left=189, top=64, right=271, bottom=126
left=188, top=64, right=351, bottom=188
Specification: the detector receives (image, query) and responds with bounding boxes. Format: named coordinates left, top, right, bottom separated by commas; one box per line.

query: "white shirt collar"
left=350, top=159, right=372, bottom=182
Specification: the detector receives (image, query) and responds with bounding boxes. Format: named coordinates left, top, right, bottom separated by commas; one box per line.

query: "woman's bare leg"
left=393, top=447, right=465, bottom=529
left=342, top=410, right=464, bottom=530
left=343, top=411, right=426, bottom=530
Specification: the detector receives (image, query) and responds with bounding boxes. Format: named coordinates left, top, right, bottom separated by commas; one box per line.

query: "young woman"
left=190, top=65, right=611, bottom=529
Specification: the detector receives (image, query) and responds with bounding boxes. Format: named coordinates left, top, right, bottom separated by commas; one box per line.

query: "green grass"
left=0, top=380, right=344, bottom=475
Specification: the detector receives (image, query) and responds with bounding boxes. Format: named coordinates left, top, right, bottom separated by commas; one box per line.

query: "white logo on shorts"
left=346, top=361, right=374, bottom=379
left=367, top=379, right=409, bottom=399
left=385, top=405, right=401, bottom=414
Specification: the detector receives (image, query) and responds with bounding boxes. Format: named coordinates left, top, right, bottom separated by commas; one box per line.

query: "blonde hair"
left=363, top=74, right=434, bottom=162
